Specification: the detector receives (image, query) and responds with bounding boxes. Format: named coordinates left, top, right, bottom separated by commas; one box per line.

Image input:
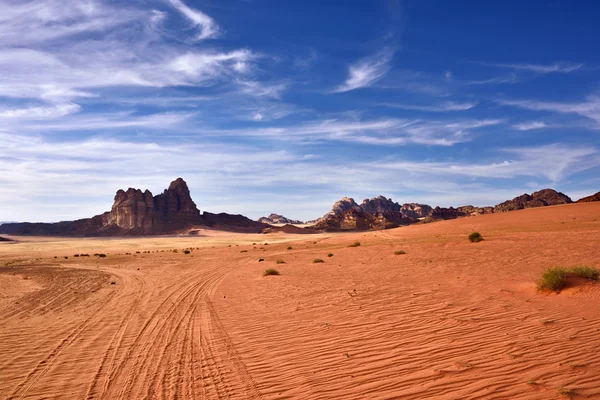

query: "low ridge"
left=577, top=191, right=600, bottom=203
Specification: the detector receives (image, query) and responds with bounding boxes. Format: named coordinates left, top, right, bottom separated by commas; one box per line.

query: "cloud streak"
left=379, top=101, right=478, bottom=112
left=370, top=143, right=600, bottom=183
left=167, top=0, right=219, bottom=40
left=499, top=96, right=600, bottom=126
left=486, top=62, right=583, bottom=74
left=512, top=121, right=548, bottom=131
left=334, top=48, right=395, bottom=93
left=203, top=117, right=502, bottom=146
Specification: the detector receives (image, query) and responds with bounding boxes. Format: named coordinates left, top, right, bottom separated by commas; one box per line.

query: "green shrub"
left=348, top=241, right=361, bottom=248
left=183, top=250, right=191, bottom=254
left=571, top=266, right=599, bottom=280
left=558, top=387, right=575, bottom=397
left=97, top=254, right=107, bottom=258
left=276, top=259, right=285, bottom=264
left=327, top=253, right=334, bottom=257
left=240, top=250, right=248, bottom=253
left=287, top=246, right=292, bottom=250
left=263, top=268, right=280, bottom=276
left=394, top=250, right=406, bottom=255
left=468, top=232, right=483, bottom=243
left=313, top=258, right=324, bottom=263
left=537, top=267, right=569, bottom=291
left=258, top=258, right=264, bottom=262
left=537, top=266, right=599, bottom=292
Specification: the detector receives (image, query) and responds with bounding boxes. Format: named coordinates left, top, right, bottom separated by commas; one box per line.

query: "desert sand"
left=1, top=202, right=599, bottom=399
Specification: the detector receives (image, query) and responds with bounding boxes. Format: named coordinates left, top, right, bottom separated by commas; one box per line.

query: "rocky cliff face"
left=102, top=178, right=202, bottom=233
left=493, top=189, right=572, bottom=212
left=0, top=178, right=265, bottom=236
left=258, top=213, right=304, bottom=225
left=100, top=177, right=202, bottom=233
left=577, top=191, right=600, bottom=203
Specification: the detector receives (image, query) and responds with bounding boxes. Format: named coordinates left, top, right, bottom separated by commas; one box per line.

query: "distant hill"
left=258, top=213, right=304, bottom=225
left=577, top=191, right=600, bottom=203
left=493, top=189, right=572, bottom=212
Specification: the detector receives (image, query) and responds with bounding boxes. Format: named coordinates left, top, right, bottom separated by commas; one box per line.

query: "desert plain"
left=1, top=202, right=599, bottom=399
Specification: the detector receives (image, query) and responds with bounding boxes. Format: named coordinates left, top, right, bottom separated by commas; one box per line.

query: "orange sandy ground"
left=0, top=203, right=599, bottom=399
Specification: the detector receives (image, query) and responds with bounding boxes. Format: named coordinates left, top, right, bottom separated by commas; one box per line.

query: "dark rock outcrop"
left=0, top=178, right=267, bottom=236
left=258, top=213, right=304, bottom=225
left=201, top=212, right=266, bottom=232
left=577, top=191, right=600, bottom=203
left=493, top=189, right=572, bottom=212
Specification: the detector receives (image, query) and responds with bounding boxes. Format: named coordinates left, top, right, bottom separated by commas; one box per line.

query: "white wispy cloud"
left=2, top=134, right=597, bottom=221
left=0, top=103, right=81, bottom=119
left=465, top=73, right=519, bottom=85
left=0, top=0, right=136, bottom=46
left=379, top=101, right=478, bottom=112
left=486, top=62, right=583, bottom=74
left=334, top=48, right=395, bottom=93
left=169, top=50, right=255, bottom=79
left=0, top=0, right=281, bottom=130
left=512, top=121, right=548, bottom=131
left=167, top=0, right=219, bottom=40
left=499, top=96, right=600, bottom=125
left=207, top=117, right=501, bottom=146
left=236, top=80, right=288, bottom=99
left=371, top=144, right=599, bottom=183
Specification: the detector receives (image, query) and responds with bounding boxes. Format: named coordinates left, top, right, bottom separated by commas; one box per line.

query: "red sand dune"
left=0, top=202, right=599, bottom=399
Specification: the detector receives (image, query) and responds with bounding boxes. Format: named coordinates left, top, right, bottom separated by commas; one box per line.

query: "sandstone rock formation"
left=313, top=196, right=432, bottom=231
left=311, top=188, right=575, bottom=231
left=493, top=189, right=572, bottom=212
left=102, top=178, right=202, bottom=233
left=258, top=213, right=304, bottom=225
left=0, top=178, right=266, bottom=236
left=577, top=191, right=600, bottom=203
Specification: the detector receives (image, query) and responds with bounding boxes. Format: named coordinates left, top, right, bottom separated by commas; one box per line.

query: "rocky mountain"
left=313, top=196, right=438, bottom=231
left=311, top=188, right=577, bottom=231
left=493, top=189, right=572, bottom=212
left=258, top=213, right=304, bottom=225
left=577, top=191, right=600, bottom=203
left=0, top=178, right=266, bottom=236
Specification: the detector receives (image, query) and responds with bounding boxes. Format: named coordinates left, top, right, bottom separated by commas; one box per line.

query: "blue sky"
left=1, top=0, right=600, bottom=222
